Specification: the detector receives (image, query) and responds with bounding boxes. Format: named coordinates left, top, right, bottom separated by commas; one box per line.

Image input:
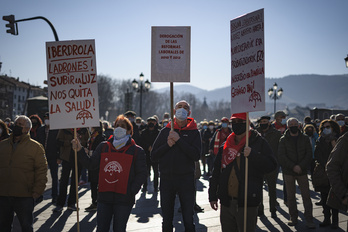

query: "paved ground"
left=13, top=165, right=348, bottom=231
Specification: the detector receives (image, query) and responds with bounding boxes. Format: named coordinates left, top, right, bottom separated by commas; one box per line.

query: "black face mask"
left=13, top=125, right=23, bottom=136
left=148, top=123, right=155, bottom=128
left=232, top=123, right=246, bottom=135
left=289, top=126, right=298, bottom=134
left=259, top=123, right=269, bottom=131
left=306, top=130, right=313, bottom=136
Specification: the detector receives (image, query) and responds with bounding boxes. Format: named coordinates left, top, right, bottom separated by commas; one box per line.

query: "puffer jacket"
left=278, top=129, right=312, bottom=176
left=209, top=130, right=277, bottom=207
left=0, top=133, right=47, bottom=197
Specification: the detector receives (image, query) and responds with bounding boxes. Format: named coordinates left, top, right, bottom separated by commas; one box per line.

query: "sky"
left=1, top=0, right=348, bottom=91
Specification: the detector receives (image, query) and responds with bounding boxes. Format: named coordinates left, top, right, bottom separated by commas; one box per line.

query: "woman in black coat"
left=314, top=119, right=340, bottom=229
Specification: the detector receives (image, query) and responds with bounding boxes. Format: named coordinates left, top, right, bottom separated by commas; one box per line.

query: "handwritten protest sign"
left=230, top=9, right=265, bottom=113
left=46, top=39, right=100, bottom=130
left=151, top=26, right=190, bottom=82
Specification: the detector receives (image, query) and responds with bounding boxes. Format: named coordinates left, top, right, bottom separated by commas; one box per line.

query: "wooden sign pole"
left=243, top=112, right=249, bottom=232
left=73, top=128, right=80, bottom=232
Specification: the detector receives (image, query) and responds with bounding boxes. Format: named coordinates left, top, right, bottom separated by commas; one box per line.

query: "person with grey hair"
left=151, top=100, right=201, bottom=232
left=278, top=117, right=315, bottom=229
left=0, top=115, right=48, bottom=232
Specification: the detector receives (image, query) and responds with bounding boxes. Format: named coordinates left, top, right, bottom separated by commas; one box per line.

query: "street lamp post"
left=268, top=82, right=283, bottom=114
left=344, top=54, right=348, bottom=68
left=132, top=73, right=151, bottom=117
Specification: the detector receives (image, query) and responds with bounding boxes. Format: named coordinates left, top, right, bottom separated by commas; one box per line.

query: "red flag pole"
left=74, top=128, right=80, bottom=232
left=243, top=112, right=249, bottom=232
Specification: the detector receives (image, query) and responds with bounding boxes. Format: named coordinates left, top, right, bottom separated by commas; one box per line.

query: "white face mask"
left=209, top=125, right=214, bottom=130
left=44, top=119, right=50, bottom=126
left=323, top=128, right=332, bottom=135
left=281, top=118, right=287, bottom=125
left=114, top=127, right=127, bottom=140
left=337, top=120, right=345, bottom=127
left=175, top=108, right=188, bottom=121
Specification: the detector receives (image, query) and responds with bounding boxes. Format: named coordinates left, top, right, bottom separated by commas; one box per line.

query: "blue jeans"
left=0, top=196, right=34, bottom=232
left=96, top=202, right=133, bottom=232
left=160, top=175, right=195, bottom=232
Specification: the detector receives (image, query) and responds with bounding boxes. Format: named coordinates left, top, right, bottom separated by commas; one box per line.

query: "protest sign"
left=46, top=39, right=100, bottom=130
left=230, top=9, right=265, bottom=114
left=151, top=26, right=190, bottom=82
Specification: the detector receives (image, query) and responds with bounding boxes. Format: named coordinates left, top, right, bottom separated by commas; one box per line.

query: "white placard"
left=151, top=26, right=190, bottom=82
left=46, top=39, right=100, bottom=130
left=230, top=9, right=265, bottom=114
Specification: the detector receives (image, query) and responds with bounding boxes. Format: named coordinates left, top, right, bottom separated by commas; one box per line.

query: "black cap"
left=258, top=115, right=271, bottom=122
left=124, top=111, right=136, bottom=116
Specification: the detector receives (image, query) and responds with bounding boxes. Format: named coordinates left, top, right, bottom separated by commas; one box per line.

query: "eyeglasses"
left=323, top=126, right=331, bottom=129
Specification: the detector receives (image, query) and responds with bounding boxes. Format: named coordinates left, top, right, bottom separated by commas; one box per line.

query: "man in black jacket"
left=37, top=112, right=60, bottom=204
left=278, top=117, right=315, bottom=229
left=140, top=116, right=161, bottom=193
left=209, top=113, right=276, bottom=232
left=151, top=100, right=201, bottom=232
left=256, top=115, right=282, bottom=218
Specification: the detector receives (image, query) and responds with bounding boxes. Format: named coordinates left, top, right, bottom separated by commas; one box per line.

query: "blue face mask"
left=221, top=123, right=228, bottom=128
left=175, top=108, right=188, bottom=121
left=323, top=128, right=332, bottom=135
left=203, top=125, right=207, bottom=130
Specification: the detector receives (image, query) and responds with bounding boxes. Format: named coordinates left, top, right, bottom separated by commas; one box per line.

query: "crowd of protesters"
left=1, top=105, right=348, bottom=231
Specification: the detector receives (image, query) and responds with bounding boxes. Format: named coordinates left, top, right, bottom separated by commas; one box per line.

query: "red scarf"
left=165, top=117, right=198, bottom=131
left=221, top=132, right=250, bottom=168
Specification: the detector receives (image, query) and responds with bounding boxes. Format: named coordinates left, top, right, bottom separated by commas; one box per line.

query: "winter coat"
left=36, top=126, right=60, bottom=161
left=326, top=132, right=348, bottom=211
left=209, top=130, right=277, bottom=207
left=203, top=128, right=215, bottom=155
left=0, top=133, right=48, bottom=197
left=278, top=129, right=312, bottom=176
left=151, top=118, right=201, bottom=178
left=57, top=128, right=89, bottom=162
left=257, top=126, right=281, bottom=161
left=140, top=127, right=160, bottom=156
left=77, top=136, right=147, bottom=205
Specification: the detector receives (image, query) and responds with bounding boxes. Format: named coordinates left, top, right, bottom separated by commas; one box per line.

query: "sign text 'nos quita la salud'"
left=46, top=40, right=100, bottom=130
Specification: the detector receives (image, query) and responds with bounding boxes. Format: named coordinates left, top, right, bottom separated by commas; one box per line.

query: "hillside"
left=155, top=74, right=348, bottom=110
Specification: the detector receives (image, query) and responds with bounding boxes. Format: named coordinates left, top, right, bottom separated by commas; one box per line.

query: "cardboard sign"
left=230, top=9, right=265, bottom=113
left=46, top=39, right=100, bottom=130
left=151, top=26, right=190, bottom=82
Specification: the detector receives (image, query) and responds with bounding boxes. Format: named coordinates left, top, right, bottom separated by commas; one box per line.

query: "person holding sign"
left=208, top=113, right=276, bottom=232
left=151, top=100, right=201, bottom=232
left=72, top=115, right=147, bottom=232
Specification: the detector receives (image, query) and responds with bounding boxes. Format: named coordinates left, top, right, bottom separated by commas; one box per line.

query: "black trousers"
left=56, top=159, right=82, bottom=207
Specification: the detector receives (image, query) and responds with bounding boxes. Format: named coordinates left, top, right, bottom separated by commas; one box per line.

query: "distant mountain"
left=154, top=74, right=348, bottom=110
left=155, top=84, right=208, bottom=95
